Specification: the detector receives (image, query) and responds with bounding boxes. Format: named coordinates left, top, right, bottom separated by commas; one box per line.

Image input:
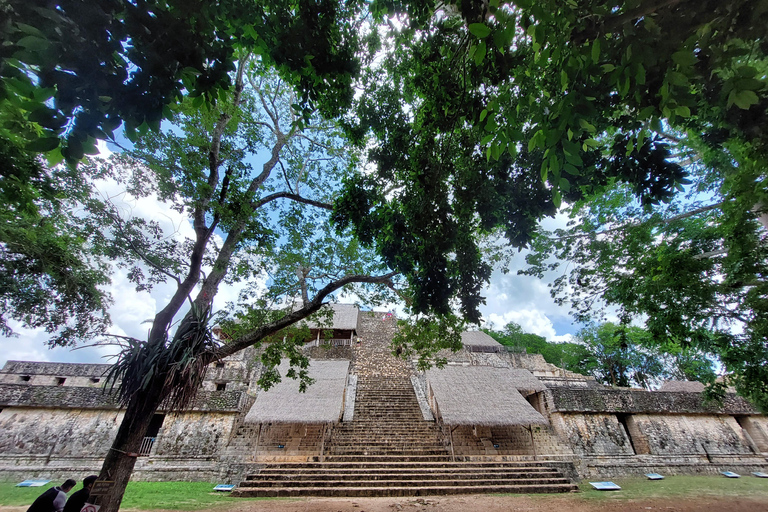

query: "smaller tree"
left=575, top=322, right=716, bottom=389
left=485, top=322, right=593, bottom=376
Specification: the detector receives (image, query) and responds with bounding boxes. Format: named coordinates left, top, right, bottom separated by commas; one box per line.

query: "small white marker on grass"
left=589, top=481, right=622, bottom=490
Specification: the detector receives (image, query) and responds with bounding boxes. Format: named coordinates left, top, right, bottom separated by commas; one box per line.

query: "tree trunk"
left=92, top=381, right=168, bottom=512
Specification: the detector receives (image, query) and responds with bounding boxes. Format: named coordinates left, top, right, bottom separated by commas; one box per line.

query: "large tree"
left=334, top=1, right=767, bottom=403
left=1, top=1, right=767, bottom=504
left=78, top=56, right=406, bottom=511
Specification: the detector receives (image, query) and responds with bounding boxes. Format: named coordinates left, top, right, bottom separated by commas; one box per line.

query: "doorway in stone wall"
left=139, top=414, right=165, bottom=456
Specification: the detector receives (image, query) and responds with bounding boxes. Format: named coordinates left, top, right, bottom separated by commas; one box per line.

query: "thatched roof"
left=461, top=331, right=502, bottom=348
left=658, top=380, right=706, bottom=393
left=244, top=360, right=350, bottom=424
left=425, top=366, right=548, bottom=426
left=303, top=303, right=360, bottom=332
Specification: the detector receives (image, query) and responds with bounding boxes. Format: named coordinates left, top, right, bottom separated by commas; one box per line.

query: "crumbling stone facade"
left=1, top=307, right=766, bottom=484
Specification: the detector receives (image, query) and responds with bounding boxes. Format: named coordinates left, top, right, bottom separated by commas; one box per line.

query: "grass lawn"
left=565, top=474, right=768, bottom=501
left=2, top=476, right=767, bottom=510
left=0, top=481, right=272, bottom=510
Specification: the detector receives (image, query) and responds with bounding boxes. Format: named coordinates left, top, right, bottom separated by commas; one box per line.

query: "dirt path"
left=6, top=493, right=766, bottom=512
left=213, top=494, right=768, bottom=512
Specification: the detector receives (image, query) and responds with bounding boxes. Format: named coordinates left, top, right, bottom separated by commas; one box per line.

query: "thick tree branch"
left=251, top=191, right=334, bottom=210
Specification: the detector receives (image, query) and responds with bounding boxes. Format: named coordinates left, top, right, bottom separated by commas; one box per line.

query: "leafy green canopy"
left=335, top=0, right=768, bottom=323
left=485, top=322, right=593, bottom=375
left=485, top=321, right=716, bottom=389
left=0, top=0, right=366, bottom=163
left=0, top=134, right=111, bottom=344
left=523, top=128, right=768, bottom=405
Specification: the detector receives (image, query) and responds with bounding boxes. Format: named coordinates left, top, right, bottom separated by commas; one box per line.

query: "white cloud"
left=1, top=144, right=587, bottom=367
left=485, top=309, right=574, bottom=343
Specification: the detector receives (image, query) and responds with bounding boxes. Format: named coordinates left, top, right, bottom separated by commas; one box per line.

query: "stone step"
left=232, top=482, right=578, bottom=497
left=263, top=461, right=563, bottom=470
left=249, top=468, right=563, bottom=478
left=322, top=455, right=452, bottom=463
left=326, top=449, right=448, bottom=456
left=239, top=477, right=572, bottom=488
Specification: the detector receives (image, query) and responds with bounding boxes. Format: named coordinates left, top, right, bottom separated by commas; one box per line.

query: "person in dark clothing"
left=27, top=479, right=76, bottom=512
left=63, top=475, right=98, bottom=512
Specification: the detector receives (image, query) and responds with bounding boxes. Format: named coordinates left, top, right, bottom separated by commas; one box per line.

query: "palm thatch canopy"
left=658, top=380, right=706, bottom=393
left=303, top=303, right=360, bottom=332
left=244, top=360, right=350, bottom=424
left=461, top=331, right=502, bottom=351
left=425, top=366, right=548, bottom=426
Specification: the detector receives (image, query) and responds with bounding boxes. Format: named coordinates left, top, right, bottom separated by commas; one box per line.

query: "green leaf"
left=474, top=40, right=487, bottom=66
left=675, top=105, right=691, bottom=118
left=563, top=163, right=579, bottom=175
left=559, top=178, right=571, bottom=192
left=667, top=71, right=688, bottom=87
left=16, top=35, right=49, bottom=52
left=730, top=90, right=759, bottom=110
left=671, top=51, right=697, bottom=67
left=468, top=23, right=491, bottom=38
left=25, top=137, right=60, bottom=152
left=638, top=106, right=656, bottom=120
left=479, top=109, right=488, bottom=122
left=553, top=190, right=562, bottom=208
left=480, top=134, right=494, bottom=145
left=636, top=64, right=646, bottom=85
left=583, top=138, right=599, bottom=149
left=578, top=119, right=596, bottom=133
left=591, top=39, right=601, bottom=63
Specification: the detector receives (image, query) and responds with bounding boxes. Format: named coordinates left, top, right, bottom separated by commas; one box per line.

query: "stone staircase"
left=233, top=460, right=577, bottom=496
left=232, top=311, right=577, bottom=497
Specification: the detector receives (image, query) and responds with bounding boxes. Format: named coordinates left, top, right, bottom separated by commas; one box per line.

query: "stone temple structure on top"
left=1, top=304, right=767, bottom=496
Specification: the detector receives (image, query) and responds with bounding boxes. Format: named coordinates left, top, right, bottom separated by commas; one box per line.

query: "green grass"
left=572, top=475, right=768, bottom=501
left=3, top=476, right=767, bottom=510
left=0, top=481, right=278, bottom=510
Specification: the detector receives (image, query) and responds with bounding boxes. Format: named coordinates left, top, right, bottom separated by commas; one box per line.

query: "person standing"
left=63, top=476, right=98, bottom=512
left=27, top=479, right=76, bottom=512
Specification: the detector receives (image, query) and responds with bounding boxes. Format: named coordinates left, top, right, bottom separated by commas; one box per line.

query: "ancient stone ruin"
left=1, top=305, right=766, bottom=496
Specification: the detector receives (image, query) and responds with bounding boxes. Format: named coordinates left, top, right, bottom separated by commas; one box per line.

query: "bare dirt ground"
left=8, top=493, right=767, bottom=512
left=5, top=493, right=768, bottom=512
left=200, top=494, right=768, bottom=512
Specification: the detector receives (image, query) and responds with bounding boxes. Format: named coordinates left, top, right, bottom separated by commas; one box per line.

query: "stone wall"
left=629, top=414, right=753, bottom=457
left=0, top=407, right=123, bottom=458
left=449, top=424, right=574, bottom=458
left=154, top=411, right=238, bottom=457
left=1, top=361, right=112, bottom=378
left=246, top=423, right=326, bottom=461
left=550, top=412, right=635, bottom=456
left=0, top=384, right=244, bottom=412
left=545, top=388, right=758, bottom=415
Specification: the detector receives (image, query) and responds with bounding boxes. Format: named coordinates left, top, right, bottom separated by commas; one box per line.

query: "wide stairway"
left=233, top=312, right=577, bottom=497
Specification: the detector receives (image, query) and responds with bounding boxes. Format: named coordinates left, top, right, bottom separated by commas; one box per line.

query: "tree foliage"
left=523, top=129, right=768, bottom=406
left=0, top=0, right=367, bottom=163
left=486, top=321, right=716, bottom=388
left=0, top=133, right=111, bottom=343
left=71, top=56, right=399, bottom=512
left=485, top=322, right=593, bottom=375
